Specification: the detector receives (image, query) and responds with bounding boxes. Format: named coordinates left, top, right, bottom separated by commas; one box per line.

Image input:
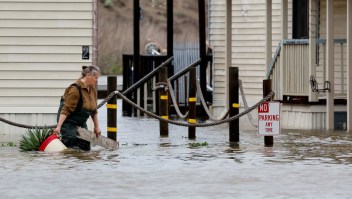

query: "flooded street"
left=1, top=100, right=352, bottom=198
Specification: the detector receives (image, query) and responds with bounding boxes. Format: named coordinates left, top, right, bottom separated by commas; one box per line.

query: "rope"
left=0, top=91, right=118, bottom=129
left=115, top=90, right=275, bottom=127
left=0, top=88, right=274, bottom=129
left=0, top=118, right=56, bottom=129
left=195, top=80, right=229, bottom=121
left=239, top=80, right=258, bottom=128
left=167, top=81, right=189, bottom=119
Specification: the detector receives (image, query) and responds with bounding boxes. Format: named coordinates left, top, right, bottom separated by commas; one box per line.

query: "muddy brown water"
left=1, top=100, right=352, bottom=198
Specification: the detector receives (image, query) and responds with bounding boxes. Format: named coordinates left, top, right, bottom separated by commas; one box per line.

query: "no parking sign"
left=258, top=102, right=280, bottom=135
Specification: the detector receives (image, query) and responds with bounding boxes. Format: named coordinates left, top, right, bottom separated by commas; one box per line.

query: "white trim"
left=326, top=0, right=335, bottom=130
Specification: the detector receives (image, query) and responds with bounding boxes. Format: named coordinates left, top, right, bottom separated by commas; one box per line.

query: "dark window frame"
left=292, top=0, right=309, bottom=39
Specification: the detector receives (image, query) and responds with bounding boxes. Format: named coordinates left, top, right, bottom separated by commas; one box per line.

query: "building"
left=0, top=0, right=97, bottom=138
left=209, top=0, right=351, bottom=130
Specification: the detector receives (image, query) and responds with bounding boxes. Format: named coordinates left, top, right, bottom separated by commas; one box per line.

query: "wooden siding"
left=0, top=0, right=93, bottom=114
left=209, top=0, right=291, bottom=118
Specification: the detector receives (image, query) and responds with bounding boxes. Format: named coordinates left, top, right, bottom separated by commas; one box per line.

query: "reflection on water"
left=1, top=100, right=352, bottom=198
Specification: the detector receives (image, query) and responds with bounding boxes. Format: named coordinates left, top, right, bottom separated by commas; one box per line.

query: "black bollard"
left=159, top=66, right=169, bottom=136
left=229, top=67, right=239, bottom=143
left=107, top=76, right=117, bottom=141
left=188, top=67, right=197, bottom=139
left=263, top=79, right=274, bottom=146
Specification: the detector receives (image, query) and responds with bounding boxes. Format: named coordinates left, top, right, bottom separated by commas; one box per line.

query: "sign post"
left=258, top=102, right=281, bottom=136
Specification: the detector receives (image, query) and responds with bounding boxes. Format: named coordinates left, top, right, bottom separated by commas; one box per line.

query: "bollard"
left=158, top=66, right=169, bottom=136
left=107, top=76, right=117, bottom=141
left=188, top=67, right=197, bottom=139
left=263, top=79, right=274, bottom=146
left=229, top=67, right=239, bottom=143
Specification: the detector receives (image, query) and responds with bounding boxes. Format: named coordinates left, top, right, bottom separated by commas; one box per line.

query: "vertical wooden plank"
left=326, top=0, right=334, bottom=130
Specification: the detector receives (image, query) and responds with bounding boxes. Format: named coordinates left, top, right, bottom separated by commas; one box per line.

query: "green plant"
left=19, top=128, right=53, bottom=151
left=188, top=142, right=208, bottom=148
left=1, top=142, right=17, bottom=147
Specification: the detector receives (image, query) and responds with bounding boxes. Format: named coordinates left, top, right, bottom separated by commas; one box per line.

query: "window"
left=292, top=0, right=309, bottom=39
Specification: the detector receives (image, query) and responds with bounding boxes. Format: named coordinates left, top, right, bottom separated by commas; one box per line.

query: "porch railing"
left=268, top=39, right=347, bottom=101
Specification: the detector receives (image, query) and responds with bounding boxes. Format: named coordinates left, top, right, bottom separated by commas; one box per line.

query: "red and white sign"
left=258, top=102, right=280, bottom=135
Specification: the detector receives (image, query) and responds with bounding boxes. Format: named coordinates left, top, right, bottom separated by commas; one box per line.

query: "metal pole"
left=263, top=79, right=273, bottom=146
left=188, top=67, right=197, bottom=139
left=229, top=67, right=239, bottom=143
left=198, top=0, right=207, bottom=101
left=167, top=0, right=174, bottom=77
left=107, top=76, right=117, bottom=141
left=133, top=0, right=141, bottom=116
left=159, top=67, right=169, bottom=136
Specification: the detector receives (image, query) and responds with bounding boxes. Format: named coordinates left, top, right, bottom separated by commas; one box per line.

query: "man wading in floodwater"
left=53, top=65, right=102, bottom=151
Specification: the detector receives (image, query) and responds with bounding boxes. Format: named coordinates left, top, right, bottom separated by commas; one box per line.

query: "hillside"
left=97, top=0, right=206, bottom=74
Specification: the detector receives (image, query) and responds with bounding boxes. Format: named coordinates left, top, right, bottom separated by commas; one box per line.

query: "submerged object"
left=77, top=127, right=118, bottom=150
left=20, top=128, right=66, bottom=152
left=39, top=134, right=67, bottom=152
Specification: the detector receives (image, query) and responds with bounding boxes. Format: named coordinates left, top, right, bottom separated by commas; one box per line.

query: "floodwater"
left=1, top=100, right=352, bottom=199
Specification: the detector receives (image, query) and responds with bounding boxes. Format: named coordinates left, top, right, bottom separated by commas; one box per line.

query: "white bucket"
left=39, top=134, right=67, bottom=152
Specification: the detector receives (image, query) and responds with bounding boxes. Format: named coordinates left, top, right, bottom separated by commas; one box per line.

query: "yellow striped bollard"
left=107, top=76, right=117, bottom=141
left=188, top=67, right=197, bottom=139
left=158, top=66, right=169, bottom=136
left=229, top=67, right=239, bottom=143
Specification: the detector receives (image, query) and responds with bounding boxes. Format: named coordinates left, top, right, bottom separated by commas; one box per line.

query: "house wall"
left=0, top=0, right=94, bottom=136
left=209, top=0, right=292, bottom=130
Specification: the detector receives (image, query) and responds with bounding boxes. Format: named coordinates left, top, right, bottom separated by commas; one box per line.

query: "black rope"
left=0, top=90, right=275, bottom=129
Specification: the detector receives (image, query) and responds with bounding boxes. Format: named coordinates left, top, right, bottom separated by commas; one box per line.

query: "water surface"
left=1, top=100, right=352, bottom=199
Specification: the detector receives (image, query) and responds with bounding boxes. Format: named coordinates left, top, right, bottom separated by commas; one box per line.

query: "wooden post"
left=188, top=67, right=197, bottom=139
left=107, top=76, right=117, bottom=141
left=229, top=67, right=239, bottom=143
left=159, top=66, right=169, bottom=136
left=263, top=79, right=274, bottom=146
